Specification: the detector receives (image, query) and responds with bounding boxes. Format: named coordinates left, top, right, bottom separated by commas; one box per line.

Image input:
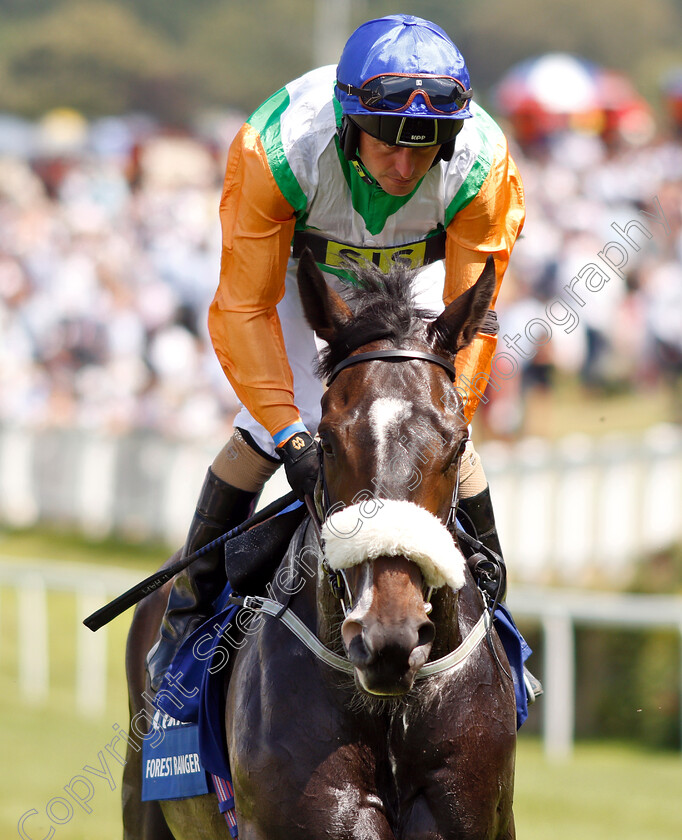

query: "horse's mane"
left=315, top=260, right=437, bottom=380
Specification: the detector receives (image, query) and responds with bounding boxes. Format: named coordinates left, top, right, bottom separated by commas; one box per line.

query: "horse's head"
left=297, top=248, right=496, bottom=695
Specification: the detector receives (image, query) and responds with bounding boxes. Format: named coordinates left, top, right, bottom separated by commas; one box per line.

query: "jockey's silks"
left=209, top=65, right=525, bottom=437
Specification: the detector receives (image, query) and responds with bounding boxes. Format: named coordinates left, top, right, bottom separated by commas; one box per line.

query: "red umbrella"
left=662, top=68, right=682, bottom=134
left=493, top=53, right=652, bottom=146
left=595, top=69, right=654, bottom=145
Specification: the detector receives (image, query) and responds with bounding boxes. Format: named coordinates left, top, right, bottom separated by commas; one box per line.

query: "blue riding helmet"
left=335, top=15, right=473, bottom=160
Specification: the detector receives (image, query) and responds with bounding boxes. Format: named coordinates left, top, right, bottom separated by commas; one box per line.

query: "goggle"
left=337, top=74, right=472, bottom=115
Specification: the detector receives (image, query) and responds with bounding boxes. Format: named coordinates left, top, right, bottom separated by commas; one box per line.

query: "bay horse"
left=123, top=249, right=517, bottom=839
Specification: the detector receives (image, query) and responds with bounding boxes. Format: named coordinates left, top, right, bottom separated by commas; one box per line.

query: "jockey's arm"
left=208, top=123, right=303, bottom=442
left=443, top=137, right=525, bottom=422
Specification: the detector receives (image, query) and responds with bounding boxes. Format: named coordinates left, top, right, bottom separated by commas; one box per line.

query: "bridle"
left=316, top=346, right=465, bottom=616
left=326, top=347, right=458, bottom=387
left=317, top=343, right=509, bottom=681
left=234, top=345, right=493, bottom=680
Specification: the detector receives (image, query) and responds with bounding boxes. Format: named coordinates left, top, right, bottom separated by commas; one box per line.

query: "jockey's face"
left=357, top=132, right=440, bottom=196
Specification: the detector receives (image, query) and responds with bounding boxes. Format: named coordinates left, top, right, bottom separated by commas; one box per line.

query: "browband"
left=327, top=349, right=458, bottom=386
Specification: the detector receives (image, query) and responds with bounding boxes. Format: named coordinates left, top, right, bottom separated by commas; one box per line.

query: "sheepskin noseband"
left=320, top=499, right=466, bottom=591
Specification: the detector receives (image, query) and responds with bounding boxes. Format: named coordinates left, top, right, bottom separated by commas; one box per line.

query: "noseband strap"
left=327, top=349, right=457, bottom=386
left=233, top=593, right=489, bottom=680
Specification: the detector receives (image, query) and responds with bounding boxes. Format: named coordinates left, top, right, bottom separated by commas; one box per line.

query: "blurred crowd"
left=0, top=111, right=245, bottom=440
left=1, top=107, right=681, bottom=441
left=486, top=130, right=682, bottom=435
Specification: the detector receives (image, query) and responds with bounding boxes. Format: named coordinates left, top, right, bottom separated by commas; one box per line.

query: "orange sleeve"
left=208, top=124, right=300, bottom=438
left=444, top=138, right=525, bottom=421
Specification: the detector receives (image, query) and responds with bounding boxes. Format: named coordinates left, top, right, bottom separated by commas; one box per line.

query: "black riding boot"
left=457, top=485, right=543, bottom=704
left=457, top=486, right=506, bottom=602
left=147, top=469, right=258, bottom=691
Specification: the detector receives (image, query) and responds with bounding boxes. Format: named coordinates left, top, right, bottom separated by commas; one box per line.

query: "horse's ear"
left=426, top=256, right=497, bottom=355
left=297, top=247, right=352, bottom=343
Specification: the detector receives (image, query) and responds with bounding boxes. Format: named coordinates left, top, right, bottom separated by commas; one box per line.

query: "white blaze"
left=368, top=397, right=412, bottom=469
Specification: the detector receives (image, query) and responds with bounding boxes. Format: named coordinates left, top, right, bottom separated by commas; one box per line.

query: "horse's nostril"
left=347, top=633, right=372, bottom=667
left=417, top=620, right=435, bottom=648
left=341, top=618, right=364, bottom=651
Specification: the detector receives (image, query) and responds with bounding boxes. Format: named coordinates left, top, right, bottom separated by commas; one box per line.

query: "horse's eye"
left=320, top=438, right=334, bottom=458
left=445, top=438, right=467, bottom=471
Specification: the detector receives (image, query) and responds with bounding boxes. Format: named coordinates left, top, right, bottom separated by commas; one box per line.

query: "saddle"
left=152, top=506, right=310, bottom=750
left=224, top=500, right=307, bottom=594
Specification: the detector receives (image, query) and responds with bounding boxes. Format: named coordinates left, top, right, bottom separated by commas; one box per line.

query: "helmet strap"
left=433, top=139, right=456, bottom=165
left=338, top=115, right=360, bottom=161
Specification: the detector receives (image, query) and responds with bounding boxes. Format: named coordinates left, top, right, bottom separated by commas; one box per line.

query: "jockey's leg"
left=457, top=440, right=543, bottom=703
left=457, top=440, right=504, bottom=579
left=146, top=429, right=279, bottom=691
left=148, top=266, right=324, bottom=691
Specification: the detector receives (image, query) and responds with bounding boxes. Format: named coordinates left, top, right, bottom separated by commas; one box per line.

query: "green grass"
left=1, top=589, right=132, bottom=840
left=514, top=737, right=682, bottom=838
left=0, top=532, right=164, bottom=839
left=1, top=688, right=130, bottom=840
left=0, top=525, right=171, bottom=571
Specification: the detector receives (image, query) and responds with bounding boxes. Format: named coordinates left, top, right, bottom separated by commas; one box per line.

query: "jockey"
left=147, top=15, right=528, bottom=692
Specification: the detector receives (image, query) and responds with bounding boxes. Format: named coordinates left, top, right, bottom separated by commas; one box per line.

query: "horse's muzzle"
left=343, top=615, right=435, bottom=695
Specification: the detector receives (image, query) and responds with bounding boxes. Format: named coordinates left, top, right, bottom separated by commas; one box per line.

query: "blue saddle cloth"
left=493, top=603, right=532, bottom=728
left=155, top=499, right=306, bottom=779
left=141, top=708, right=239, bottom=837
left=154, top=581, right=243, bottom=780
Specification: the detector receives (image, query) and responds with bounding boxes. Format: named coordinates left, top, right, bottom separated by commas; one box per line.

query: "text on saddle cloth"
left=141, top=711, right=239, bottom=837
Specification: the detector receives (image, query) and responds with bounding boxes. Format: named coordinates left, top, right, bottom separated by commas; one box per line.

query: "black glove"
left=277, top=431, right=319, bottom=501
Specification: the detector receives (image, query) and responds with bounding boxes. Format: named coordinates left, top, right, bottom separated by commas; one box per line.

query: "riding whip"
left=82, top=490, right=298, bottom=632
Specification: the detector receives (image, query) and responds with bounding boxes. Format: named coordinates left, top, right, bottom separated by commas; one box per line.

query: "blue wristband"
left=273, top=421, right=309, bottom=447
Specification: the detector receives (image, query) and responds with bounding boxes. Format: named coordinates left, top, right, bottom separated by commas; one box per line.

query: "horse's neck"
left=315, top=561, right=346, bottom=656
